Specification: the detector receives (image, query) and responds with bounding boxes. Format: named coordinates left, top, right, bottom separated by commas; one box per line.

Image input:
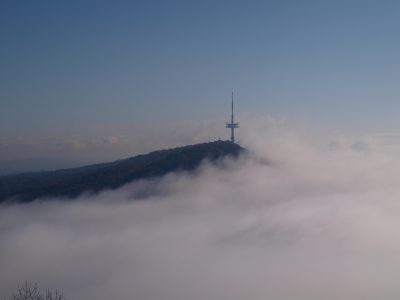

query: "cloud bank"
left=2, top=117, right=400, bottom=299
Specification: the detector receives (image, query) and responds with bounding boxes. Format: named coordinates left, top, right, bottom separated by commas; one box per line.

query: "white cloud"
left=2, top=117, right=400, bottom=299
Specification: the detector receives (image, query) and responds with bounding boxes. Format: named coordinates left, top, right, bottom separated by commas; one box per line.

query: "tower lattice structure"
left=226, top=92, right=239, bottom=143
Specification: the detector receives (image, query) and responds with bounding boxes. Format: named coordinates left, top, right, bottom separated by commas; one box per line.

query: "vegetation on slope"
left=0, top=141, right=244, bottom=203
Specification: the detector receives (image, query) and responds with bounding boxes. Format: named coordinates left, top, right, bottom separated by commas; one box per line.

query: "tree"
left=9, top=281, right=64, bottom=300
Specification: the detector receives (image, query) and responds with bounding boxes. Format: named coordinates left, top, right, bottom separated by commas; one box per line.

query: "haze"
left=2, top=118, right=400, bottom=299
left=3, top=1, right=400, bottom=299
left=3, top=1, right=400, bottom=161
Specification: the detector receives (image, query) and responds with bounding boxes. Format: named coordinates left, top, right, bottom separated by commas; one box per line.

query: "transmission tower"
left=226, top=92, right=239, bottom=143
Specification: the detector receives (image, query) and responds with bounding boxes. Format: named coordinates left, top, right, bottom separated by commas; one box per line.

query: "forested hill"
left=0, top=140, right=244, bottom=203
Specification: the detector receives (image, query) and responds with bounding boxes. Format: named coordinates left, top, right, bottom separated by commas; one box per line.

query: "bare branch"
left=45, top=290, right=64, bottom=300
left=10, top=282, right=64, bottom=300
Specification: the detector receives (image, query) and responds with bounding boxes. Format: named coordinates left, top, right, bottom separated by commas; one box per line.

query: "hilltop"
left=0, top=140, right=244, bottom=203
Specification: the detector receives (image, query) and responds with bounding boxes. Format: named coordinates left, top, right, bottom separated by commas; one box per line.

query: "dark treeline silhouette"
left=0, top=140, right=244, bottom=203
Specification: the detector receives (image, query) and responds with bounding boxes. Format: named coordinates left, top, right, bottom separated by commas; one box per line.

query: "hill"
left=0, top=157, right=90, bottom=176
left=0, top=140, right=244, bottom=203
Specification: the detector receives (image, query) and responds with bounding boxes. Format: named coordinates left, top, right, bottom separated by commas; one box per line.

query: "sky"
left=4, top=2, right=400, bottom=298
left=2, top=1, right=400, bottom=161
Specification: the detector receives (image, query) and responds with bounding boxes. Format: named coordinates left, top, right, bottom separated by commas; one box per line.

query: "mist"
left=2, top=117, right=400, bottom=299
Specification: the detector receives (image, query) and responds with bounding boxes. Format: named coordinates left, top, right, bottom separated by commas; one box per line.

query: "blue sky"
left=2, top=1, right=400, bottom=159
left=5, top=3, right=400, bottom=297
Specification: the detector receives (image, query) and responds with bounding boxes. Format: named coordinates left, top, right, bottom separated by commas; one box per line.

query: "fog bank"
left=2, top=117, right=400, bottom=299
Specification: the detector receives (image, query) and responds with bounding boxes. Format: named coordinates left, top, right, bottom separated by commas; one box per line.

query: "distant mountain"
left=0, top=157, right=90, bottom=176
left=0, top=141, right=244, bottom=203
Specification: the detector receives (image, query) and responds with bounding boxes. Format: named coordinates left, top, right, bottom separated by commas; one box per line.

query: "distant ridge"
left=0, top=140, right=244, bottom=203
left=0, top=157, right=89, bottom=176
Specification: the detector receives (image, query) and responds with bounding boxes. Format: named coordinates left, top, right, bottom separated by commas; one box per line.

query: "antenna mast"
left=226, top=92, right=239, bottom=143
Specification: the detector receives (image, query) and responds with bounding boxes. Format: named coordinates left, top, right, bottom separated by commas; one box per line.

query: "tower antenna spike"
left=226, top=92, right=239, bottom=143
